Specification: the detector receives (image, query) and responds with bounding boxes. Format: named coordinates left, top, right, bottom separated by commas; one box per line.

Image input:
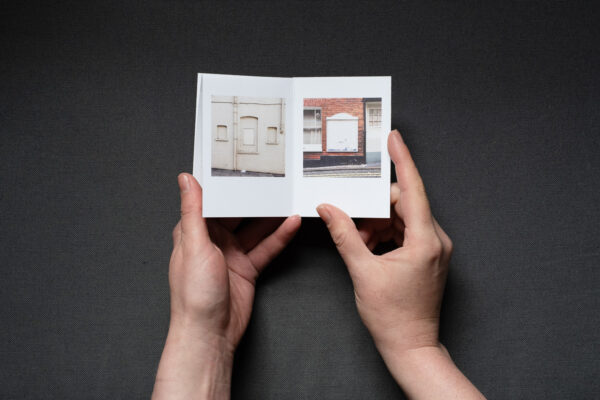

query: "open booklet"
left=193, top=73, right=391, bottom=217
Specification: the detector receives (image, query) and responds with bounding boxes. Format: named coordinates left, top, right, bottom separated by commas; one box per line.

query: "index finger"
left=387, top=130, right=436, bottom=242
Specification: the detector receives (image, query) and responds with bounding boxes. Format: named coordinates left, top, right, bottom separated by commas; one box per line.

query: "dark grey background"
left=1, top=1, right=598, bottom=398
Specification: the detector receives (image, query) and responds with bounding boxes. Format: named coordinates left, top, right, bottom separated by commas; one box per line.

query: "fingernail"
left=289, top=214, right=302, bottom=226
left=316, top=205, right=331, bottom=223
left=179, top=174, right=190, bottom=193
left=391, top=129, right=403, bottom=143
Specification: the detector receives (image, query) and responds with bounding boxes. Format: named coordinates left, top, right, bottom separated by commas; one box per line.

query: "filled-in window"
left=303, top=108, right=322, bottom=152
left=243, top=128, right=255, bottom=145
left=368, top=107, right=382, bottom=128
left=216, top=124, right=228, bottom=141
left=238, top=116, right=258, bottom=153
left=267, top=126, right=278, bottom=144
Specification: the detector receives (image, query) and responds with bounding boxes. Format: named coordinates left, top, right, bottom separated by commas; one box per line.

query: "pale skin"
left=152, top=175, right=302, bottom=399
left=152, top=130, right=485, bottom=399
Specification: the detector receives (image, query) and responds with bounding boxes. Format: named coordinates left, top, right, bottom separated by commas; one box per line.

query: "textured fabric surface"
left=1, top=1, right=598, bottom=398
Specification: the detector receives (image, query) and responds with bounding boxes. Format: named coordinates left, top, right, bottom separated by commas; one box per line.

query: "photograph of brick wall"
left=303, top=98, right=382, bottom=177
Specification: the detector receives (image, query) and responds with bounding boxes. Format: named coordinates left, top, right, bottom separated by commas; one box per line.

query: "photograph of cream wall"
left=211, top=96, right=285, bottom=176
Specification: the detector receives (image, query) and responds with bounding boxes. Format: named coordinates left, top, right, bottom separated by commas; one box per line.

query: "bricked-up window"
left=216, top=125, right=228, bottom=141
left=238, top=116, right=258, bottom=153
left=368, top=107, right=382, bottom=128
left=303, top=108, right=322, bottom=152
left=266, top=126, right=278, bottom=144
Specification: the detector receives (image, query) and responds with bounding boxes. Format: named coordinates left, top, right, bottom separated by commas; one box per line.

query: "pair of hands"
left=153, top=131, right=484, bottom=399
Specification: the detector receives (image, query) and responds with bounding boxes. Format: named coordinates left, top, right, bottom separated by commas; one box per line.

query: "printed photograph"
left=211, top=95, right=285, bottom=177
left=303, top=98, right=382, bottom=177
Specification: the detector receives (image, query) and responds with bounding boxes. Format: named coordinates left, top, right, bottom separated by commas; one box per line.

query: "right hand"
left=317, top=130, right=485, bottom=399
left=316, top=130, right=452, bottom=355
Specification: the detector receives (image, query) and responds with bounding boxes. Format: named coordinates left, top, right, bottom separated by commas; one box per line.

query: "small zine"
left=194, top=73, right=391, bottom=217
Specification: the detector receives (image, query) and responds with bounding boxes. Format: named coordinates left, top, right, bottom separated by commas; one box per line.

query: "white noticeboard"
left=326, top=113, right=359, bottom=152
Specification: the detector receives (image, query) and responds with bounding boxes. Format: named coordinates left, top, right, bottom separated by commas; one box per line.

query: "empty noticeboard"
left=326, top=113, right=358, bottom=152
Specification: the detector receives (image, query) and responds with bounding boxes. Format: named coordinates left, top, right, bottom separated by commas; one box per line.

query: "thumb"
left=178, top=173, right=211, bottom=245
left=316, top=204, right=372, bottom=275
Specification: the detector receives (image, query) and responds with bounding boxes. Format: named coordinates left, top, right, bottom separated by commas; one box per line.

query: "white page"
left=194, top=74, right=294, bottom=217
left=194, top=74, right=390, bottom=218
left=292, top=76, right=391, bottom=218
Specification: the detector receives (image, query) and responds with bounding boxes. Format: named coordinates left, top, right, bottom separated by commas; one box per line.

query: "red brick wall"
left=303, top=98, right=365, bottom=159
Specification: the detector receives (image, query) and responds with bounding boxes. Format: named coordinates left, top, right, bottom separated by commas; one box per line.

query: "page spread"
left=193, top=73, right=391, bottom=218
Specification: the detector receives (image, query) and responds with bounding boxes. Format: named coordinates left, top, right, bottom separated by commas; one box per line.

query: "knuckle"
left=172, top=225, right=181, bottom=242
left=332, top=227, right=348, bottom=249
left=430, top=238, right=443, bottom=256
left=416, top=236, right=443, bottom=263
left=390, top=183, right=401, bottom=199
left=268, top=233, right=287, bottom=254
left=445, top=237, right=454, bottom=256
left=180, top=202, right=200, bottom=217
left=275, top=226, right=294, bottom=246
left=414, top=179, right=427, bottom=196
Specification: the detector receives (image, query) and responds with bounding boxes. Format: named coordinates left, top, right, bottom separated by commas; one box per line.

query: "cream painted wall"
left=211, top=96, right=285, bottom=175
left=212, top=99, right=234, bottom=170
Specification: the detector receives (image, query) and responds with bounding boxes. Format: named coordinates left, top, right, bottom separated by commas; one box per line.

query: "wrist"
left=168, top=314, right=235, bottom=354
left=377, top=343, right=485, bottom=399
left=152, top=321, right=234, bottom=400
left=377, top=335, right=447, bottom=378
left=389, top=344, right=452, bottom=395
left=368, top=316, right=440, bottom=358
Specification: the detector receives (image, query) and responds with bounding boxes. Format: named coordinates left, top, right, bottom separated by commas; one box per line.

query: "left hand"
left=153, top=173, right=301, bottom=400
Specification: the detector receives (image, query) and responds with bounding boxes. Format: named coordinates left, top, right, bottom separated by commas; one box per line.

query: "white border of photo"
left=292, top=77, right=391, bottom=218
left=194, top=74, right=294, bottom=217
